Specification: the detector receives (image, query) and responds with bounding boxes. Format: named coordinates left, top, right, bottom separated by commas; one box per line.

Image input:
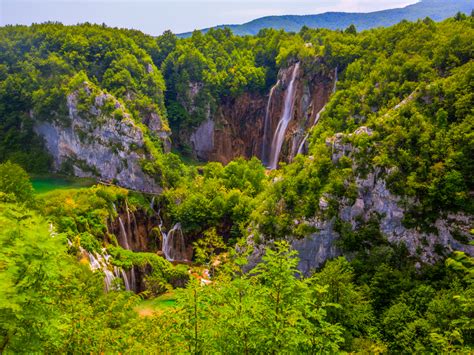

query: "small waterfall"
left=261, top=80, right=280, bottom=166
left=130, top=268, right=137, bottom=291
left=268, top=62, right=300, bottom=169
left=296, top=133, right=309, bottom=156
left=120, top=267, right=131, bottom=291
left=118, top=216, right=131, bottom=250
left=125, top=200, right=133, bottom=245
left=333, top=66, right=338, bottom=93
left=162, top=223, right=187, bottom=262
left=83, top=248, right=131, bottom=291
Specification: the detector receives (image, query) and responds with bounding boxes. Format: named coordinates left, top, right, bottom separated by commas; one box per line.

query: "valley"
left=0, top=10, right=473, bottom=353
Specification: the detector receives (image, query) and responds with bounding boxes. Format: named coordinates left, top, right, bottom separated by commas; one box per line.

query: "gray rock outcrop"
left=34, top=84, right=163, bottom=193
left=248, top=126, right=473, bottom=275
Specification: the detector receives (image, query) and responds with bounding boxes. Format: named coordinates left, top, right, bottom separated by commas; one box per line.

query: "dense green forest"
left=0, top=13, right=473, bottom=353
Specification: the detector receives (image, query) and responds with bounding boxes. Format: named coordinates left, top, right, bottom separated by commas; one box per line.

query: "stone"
left=34, top=84, right=163, bottom=193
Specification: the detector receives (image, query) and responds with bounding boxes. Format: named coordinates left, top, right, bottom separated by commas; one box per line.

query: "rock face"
left=291, top=218, right=340, bottom=276
left=34, top=83, right=167, bottom=193
left=263, top=62, right=336, bottom=165
left=178, top=61, right=336, bottom=165
left=186, top=93, right=267, bottom=163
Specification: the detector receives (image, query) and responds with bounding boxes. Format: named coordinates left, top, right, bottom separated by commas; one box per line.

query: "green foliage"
left=193, top=227, right=226, bottom=267
left=0, top=22, right=168, bottom=173
left=161, top=157, right=267, bottom=240
left=0, top=15, right=472, bottom=354
left=0, top=161, right=34, bottom=202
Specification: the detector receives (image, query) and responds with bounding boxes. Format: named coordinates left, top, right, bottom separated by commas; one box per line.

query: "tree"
left=193, top=228, right=226, bottom=275
left=345, top=24, right=357, bottom=35
left=0, top=203, right=68, bottom=352
left=0, top=161, right=34, bottom=202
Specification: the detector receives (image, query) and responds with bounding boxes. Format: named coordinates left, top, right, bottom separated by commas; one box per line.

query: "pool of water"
left=31, top=177, right=95, bottom=194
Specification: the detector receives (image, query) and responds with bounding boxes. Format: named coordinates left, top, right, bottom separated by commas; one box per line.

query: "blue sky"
left=1, top=0, right=418, bottom=35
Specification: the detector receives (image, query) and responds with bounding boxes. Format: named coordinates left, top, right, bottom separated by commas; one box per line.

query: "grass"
left=135, top=292, right=177, bottom=317
left=31, top=176, right=95, bottom=194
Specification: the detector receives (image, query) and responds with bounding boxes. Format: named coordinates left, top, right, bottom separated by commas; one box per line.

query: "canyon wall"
left=178, top=61, right=336, bottom=166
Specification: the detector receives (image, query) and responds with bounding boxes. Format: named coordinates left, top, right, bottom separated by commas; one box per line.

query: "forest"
left=0, top=12, right=473, bottom=353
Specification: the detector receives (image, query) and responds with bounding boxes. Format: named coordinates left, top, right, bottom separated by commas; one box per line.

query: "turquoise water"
left=31, top=177, right=94, bottom=194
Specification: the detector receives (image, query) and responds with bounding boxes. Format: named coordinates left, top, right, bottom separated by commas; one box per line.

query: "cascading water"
left=162, top=223, right=187, bottom=262
left=120, top=267, right=131, bottom=291
left=261, top=80, right=280, bottom=166
left=268, top=62, right=300, bottom=169
left=82, top=247, right=131, bottom=291
left=118, top=216, right=131, bottom=250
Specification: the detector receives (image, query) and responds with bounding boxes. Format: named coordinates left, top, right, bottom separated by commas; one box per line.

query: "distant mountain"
left=179, top=0, right=473, bottom=37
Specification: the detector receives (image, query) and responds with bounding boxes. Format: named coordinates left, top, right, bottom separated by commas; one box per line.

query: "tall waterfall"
left=261, top=80, right=280, bottom=166
left=162, top=223, right=187, bottom=262
left=268, top=62, right=300, bottom=169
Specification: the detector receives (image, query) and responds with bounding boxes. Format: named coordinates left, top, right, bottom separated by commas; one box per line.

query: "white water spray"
left=268, top=63, right=300, bottom=169
left=118, top=216, right=131, bottom=250
left=162, top=222, right=187, bottom=262
left=261, top=80, right=280, bottom=166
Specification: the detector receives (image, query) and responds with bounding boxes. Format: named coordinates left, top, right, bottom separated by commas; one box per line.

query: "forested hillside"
left=0, top=13, right=473, bottom=353
left=181, top=0, right=473, bottom=36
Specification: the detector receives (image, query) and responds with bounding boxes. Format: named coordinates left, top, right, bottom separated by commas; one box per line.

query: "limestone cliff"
left=248, top=127, right=473, bottom=275
left=34, top=81, right=169, bottom=193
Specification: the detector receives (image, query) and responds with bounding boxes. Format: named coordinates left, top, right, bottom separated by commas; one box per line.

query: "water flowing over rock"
left=261, top=80, right=281, bottom=166
left=176, top=61, right=336, bottom=165
left=118, top=216, right=131, bottom=250
left=110, top=200, right=161, bottom=253
left=81, top=247, right=131, bottom=291
left=296, top=66, right=337, bottom=157
left=34, top=82, right=164, bottom=193
left=162, top=223, right=188, bottom=262
left=268, top=63, right=300, bottom=169
left=296, top=104, right=327, bottom=156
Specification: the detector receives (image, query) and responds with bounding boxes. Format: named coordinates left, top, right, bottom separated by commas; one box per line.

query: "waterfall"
left=268, top=62, right=300, bottom=169
left=261, top=80, right=280, bottom=166
left=125, top=200, right=133, bottom=245
left=83, top=248, right=132, bottom=291
left=130, top=268, right=137, bottom=291
left=162, top=222, right=187, bottom=262
left=119, top=267, right=131, bottom=291
left=118, top=216, right=131, bottom=250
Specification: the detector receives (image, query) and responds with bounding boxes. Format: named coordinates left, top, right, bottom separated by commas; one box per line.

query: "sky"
left=1, top=0, right=419, bottom=35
